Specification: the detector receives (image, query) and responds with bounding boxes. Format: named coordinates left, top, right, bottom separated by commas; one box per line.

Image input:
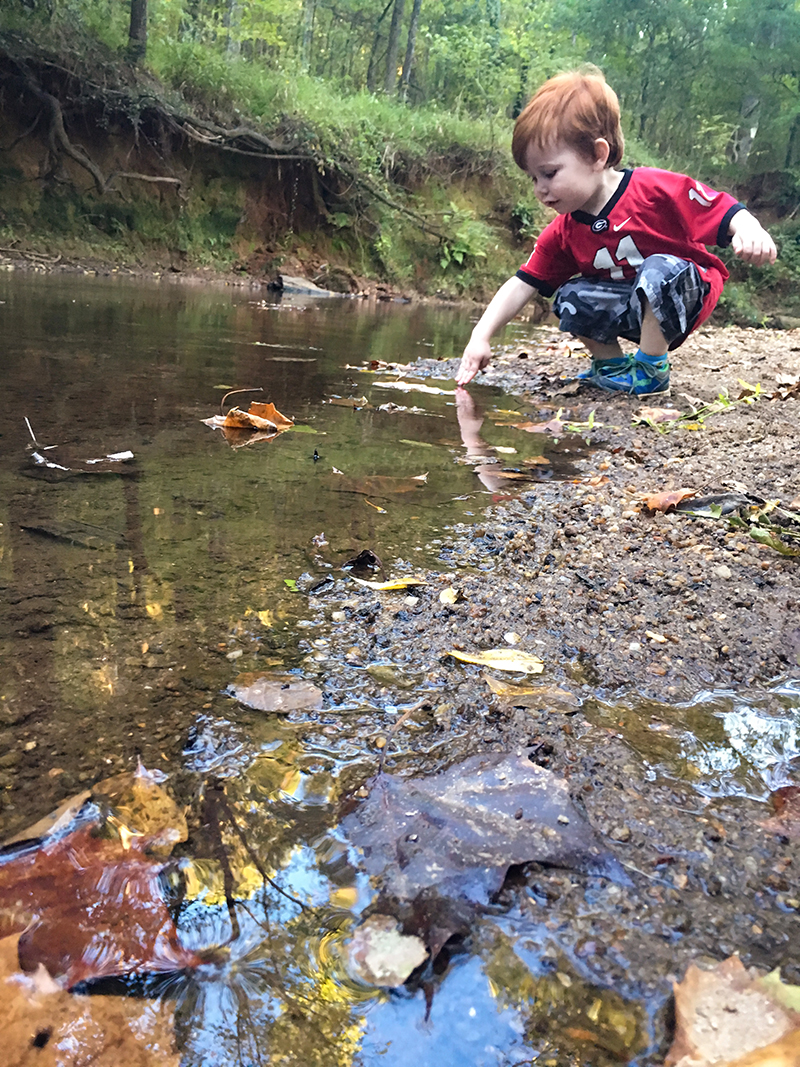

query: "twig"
left=220, top=386, right=263, bottom=415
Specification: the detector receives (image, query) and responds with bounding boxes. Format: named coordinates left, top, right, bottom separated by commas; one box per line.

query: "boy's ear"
left=593, top=138, right=611, bottom=168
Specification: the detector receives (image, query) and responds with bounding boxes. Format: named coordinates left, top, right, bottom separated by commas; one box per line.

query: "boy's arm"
left=456, top=276, right=535, bottom=385
left=729, top=210, right=777, bottom=266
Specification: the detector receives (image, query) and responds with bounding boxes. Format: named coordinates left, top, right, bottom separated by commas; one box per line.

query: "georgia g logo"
left=591, top=218, right=609, bottom=233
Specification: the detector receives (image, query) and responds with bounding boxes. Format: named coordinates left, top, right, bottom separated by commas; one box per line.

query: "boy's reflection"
left=455, top=386, right=515, bottom=493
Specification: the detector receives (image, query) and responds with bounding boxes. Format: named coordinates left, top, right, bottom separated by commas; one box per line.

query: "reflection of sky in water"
left=670, top=680, right=800, bottom=798
left=359, top=956, right=535, bottom=1067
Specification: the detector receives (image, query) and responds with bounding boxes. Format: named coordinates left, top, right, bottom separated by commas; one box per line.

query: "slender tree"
left=384, top=0, right=407, bottom=94
left=128, top=0, right=147, bottom=61
left=400, top=0, right=422, bottom=100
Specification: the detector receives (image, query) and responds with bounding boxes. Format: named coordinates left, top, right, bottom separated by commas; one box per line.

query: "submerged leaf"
left=341, top=752, right=626, bottom=908
left=227, top=672, right=323, bottom=713
left=512, top=418, right=565, bottom=435
left=448, top=648, right=544, bottom=673
left=331, top=472, right=428, bottom=496
left=483, top=674, right=580, bottom=707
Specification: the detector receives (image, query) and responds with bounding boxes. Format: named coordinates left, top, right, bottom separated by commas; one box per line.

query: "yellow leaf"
left=351, top=575, right=427, bottom=590
left=448, top=648, right=544, bottom=673
left=439, top=586, right=459, bottom=604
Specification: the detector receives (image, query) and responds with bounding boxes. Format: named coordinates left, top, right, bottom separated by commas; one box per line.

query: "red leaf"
left=643, top=488, right=697, bottom=513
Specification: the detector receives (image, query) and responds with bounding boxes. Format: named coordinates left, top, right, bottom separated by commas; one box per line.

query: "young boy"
left=456, top=70, right=777, bottom=394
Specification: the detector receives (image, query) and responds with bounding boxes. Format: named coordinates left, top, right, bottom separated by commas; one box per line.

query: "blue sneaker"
left=579, top=351, right=670, bottom=396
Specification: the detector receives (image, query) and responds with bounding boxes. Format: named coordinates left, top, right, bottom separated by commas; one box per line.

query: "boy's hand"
left=729, top=211, right=777, bottom=266
left=456, top=338, right=492, bottom=385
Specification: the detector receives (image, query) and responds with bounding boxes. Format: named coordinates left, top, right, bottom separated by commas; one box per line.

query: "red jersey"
left=516, top=167, right=744, bottom=328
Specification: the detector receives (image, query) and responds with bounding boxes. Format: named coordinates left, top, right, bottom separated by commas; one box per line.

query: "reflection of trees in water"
left=477, top=924, right=647, bottom=1065
left=170, top=757, right=377, bottom=1067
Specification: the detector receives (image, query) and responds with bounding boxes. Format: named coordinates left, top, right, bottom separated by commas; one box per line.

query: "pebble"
left=331, top=611, right=346, bottom=622
left=610, top=825, right=632, bottom=842
left=714, top=564, right=732, bottom=579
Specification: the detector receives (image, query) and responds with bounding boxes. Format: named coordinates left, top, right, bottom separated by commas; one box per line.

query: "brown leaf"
left=0, top=934, right=180, bottom=1067
left=512, top=418, right=565, bottom=435
left=227, top=672, right=323, bottom=713
left=331, top=473, right=428, bottom=496
left=483, top=674, right=580, bottom=709
left=636, top=405, right=683, bottom=425
left=0, top=771, right=200, bottom=988
left=643, top=488, right=697, bottom=513
left=202, top=400, right=294, bottom=432
left=666, top=956, right=799, bottom=1067
left=760, top=786, right=800, bottom=839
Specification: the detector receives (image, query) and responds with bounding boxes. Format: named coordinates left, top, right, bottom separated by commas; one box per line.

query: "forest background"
left=1, top=0, right=800, bottom=322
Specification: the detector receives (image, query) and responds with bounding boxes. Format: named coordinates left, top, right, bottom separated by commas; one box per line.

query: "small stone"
left=557, top=814, right=570, bottom=825
left=714, top=564, right=732, bottom=579
left=504, top=631, right=521, bottom=645
left=331, top=611, right=346, bottom=622
left=226, top=649, right=243, bottom=661
left=24, top=741, right=37, bottom=751
left=610, top=825, right=632, bottom=842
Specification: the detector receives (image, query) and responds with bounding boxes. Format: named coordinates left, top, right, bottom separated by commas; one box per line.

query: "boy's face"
left=523, top=140, right=609, bottom=216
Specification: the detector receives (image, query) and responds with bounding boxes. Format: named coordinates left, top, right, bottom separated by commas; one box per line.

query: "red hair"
left=512, top=69, right=624, bottom=170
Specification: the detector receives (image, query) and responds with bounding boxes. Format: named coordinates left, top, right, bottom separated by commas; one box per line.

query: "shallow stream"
left=1, top=273, right=799, bottom=1066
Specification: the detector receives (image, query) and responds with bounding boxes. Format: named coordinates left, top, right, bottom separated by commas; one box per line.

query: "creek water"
left=1, top=273, right=799, bottom=1066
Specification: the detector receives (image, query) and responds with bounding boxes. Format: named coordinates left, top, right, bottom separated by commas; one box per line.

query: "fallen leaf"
left=666, top=956, right=800, bottom=1067
left=202, top=400, right=294, bottom=432
left=331, top=472, right=428, bottom=496
left=0, top=934, right=180, bottom=1066
left=512, top=418, right=565, bottom=435
left=483, top=675, right=580, bottom=708
left=439, top=586, right=460, bottom=604
left=0, top=811, right=202, bottom=987
left=227, top=672, right=323, bottom=713
left=350, top=575, right=426, bottom=590
left=522, top=455, right=551, bottom=466
left=772, top=374, right=800, bottom=400
left=327, top=395, right=371, bottom=408
left=345, top=914, right=428, bottom=988
left=372, top=380, right=455, bottom=396
left=448, top=648, right=544, bottom=673
left=635, top=405, right=683, bottom=425
left=760, top=786, right=800, bottom=839
left=341, top=752, right=627, bottom=909
left=642, top=488, right=697, bottom=512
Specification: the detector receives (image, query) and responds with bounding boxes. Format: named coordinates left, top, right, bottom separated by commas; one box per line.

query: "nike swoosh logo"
left=613, top=217, right=632, bottom=231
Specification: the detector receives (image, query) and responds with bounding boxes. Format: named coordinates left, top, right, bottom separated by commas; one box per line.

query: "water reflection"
left=591, top=681, right=800, bottom=797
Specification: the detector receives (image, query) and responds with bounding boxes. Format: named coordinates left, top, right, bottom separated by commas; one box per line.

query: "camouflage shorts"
left=552, top=254, right=710, bottom=350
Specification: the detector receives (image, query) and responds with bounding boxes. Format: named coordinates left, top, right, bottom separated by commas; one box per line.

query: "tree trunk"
left=366, top=0, right=393, bottom=92
left=301, top=0, right=316, bottom=72
left=400, top=0, right=422, bottom=100
left=384, top=0, right=407, bottom=95
left=128, top=0, right=147, bottom=62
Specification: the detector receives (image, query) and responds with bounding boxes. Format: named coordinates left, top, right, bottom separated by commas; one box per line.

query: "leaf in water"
left=760, top=785, right=800, bottom=839
left=345, top=914, right=428, bottom=988
left=372, top=380, right=455, bottom=396
left=91, top=763, right=188, bottom=856
left=216, top=426, right=284, bottom=450
left=227, top=672, right=323, bottom=713
left=666, top=956, right=800, bottom=1067
left=341, top=752, right=626, bottom=909
left=202, top=400, right=294, bottom=432
left=448, top=648, right=544, bottom=673
left=642, top=488, right=697, bottom=513
left=512, top=418, right=565, bottom=435
left=0, top=818, right=202, bottom=987
left=483, top=674, right=580, bottom=708
left=331, top=472, right=428, bottom=496
left=522, top=455, right=551, bottom=466
left=326, top=396, right=371, bottom=408
left=0, top=934, right=180, bottom=1066
left=350, top=575, right=426, bottom=590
